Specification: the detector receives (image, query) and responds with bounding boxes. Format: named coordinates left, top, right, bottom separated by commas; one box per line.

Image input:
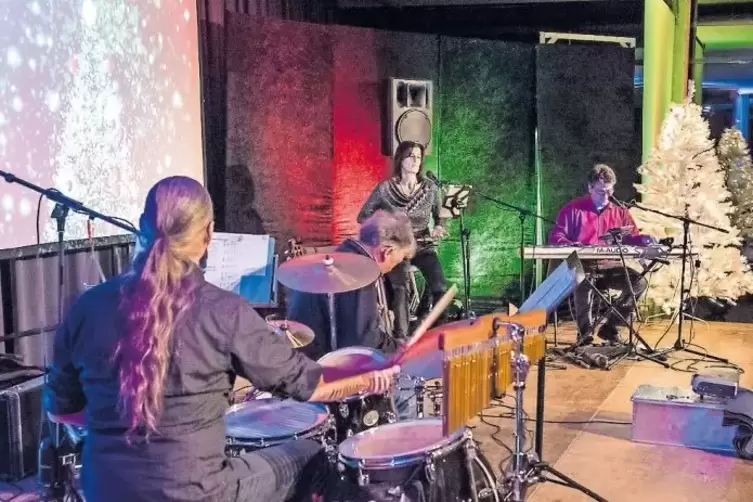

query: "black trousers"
left=234, top=439, right=330, bottom=502
left=574, top=264, right=648, bottom=338
left=386, top=247, right=447, bottom=339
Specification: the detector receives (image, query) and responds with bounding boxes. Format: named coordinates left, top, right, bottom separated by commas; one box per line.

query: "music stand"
left=440, top=184, right=472, bottom=317
left=519, top=252, right=586, bottom=316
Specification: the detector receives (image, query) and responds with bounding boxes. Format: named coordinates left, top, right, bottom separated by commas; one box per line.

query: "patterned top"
left=357, top=177, right=446, bottom=244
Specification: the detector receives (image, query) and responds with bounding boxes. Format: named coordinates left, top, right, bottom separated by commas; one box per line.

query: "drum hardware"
left=496, top=324, right=607, bottom=502
left=464, top=439, right=480, bottom=502
left=411, top=377, right=427, bottom=418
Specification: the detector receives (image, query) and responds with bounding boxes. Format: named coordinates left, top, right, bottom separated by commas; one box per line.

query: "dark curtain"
left=198, top=0, right=335, bottom=232
left=198, top=0, right=229, bottom=230
left=3, top=245, right=132, bottom=367
left=0, top=270, right=5, bottom=355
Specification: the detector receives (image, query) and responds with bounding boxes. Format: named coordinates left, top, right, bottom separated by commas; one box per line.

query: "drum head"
left=225, top=398, right=329, bottom=444
left=317, top=346, right=387, bottom=368
left=339, top=418, right=465, bottom=469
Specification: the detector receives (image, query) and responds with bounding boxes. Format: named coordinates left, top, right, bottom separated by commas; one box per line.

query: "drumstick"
left=404, top=284, right=458, bottom=349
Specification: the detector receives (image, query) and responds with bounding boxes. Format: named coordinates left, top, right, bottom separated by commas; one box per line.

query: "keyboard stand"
left=566, top=257, right=669, bottom=370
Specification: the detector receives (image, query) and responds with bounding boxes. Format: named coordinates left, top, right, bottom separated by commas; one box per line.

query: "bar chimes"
left=440, top=309, right=547, bottom=436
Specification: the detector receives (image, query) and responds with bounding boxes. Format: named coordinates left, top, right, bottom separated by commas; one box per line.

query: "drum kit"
left=220, top=251, right=553, bottom=501
left=57, top=251, right=598, bottom=502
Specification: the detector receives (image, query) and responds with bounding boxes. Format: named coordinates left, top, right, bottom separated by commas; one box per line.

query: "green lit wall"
left=435, top=38, right=536, bottom=299
left=433, top=40, right=637, bottom=301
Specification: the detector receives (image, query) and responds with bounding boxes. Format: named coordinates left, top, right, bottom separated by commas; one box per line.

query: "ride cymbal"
left=276, top=252, right=380, bottom=294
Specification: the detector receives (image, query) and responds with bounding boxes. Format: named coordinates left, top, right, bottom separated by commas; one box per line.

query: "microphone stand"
left=457, top=207, right=471, bottom=318
left=0, top=169, right=138, bottom=501
left=626, top=198, right=730, bottom=363
left=429, top=174, right=473, bottom=318
left=473, top=192, right=555, bottom=305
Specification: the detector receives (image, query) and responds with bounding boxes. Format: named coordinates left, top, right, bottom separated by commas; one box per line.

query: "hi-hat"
left=267, top=320, right=315, bottom=348
left=276, top=252, right=381, bottom=294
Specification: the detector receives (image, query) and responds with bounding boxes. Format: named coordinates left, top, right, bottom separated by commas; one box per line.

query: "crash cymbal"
left=276, top=252, right=381, bottom=294
left=267, top=320, right=315, bottom=348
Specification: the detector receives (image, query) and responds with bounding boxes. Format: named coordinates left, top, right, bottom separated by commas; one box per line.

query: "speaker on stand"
left=388, top=78, right=433, bottom=154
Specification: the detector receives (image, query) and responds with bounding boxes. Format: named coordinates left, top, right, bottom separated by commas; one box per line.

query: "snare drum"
left=317, top=347, right=398, bottom=442
left=338, top=419, right=499, bottom=501
left=224, top=398, right=333, bottom=456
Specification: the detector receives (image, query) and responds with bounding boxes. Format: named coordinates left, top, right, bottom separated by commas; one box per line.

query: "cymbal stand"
left=0, top=170, right=138, bottom=502
left=500, top=324, right=608, bottom=502
left=327, top=293, right=337, bottom=352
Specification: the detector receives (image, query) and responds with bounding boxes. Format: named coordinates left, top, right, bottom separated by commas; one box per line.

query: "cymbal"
left=267, top=320, right=315, bottom=348
left=276, top=252, right=381, bottom=294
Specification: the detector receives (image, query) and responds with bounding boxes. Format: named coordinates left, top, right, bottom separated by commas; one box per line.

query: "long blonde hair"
left=115, top=176, right=213, bottom=438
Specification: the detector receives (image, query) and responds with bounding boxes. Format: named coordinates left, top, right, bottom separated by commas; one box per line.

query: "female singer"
left=357, top=140, right=449, bottom=339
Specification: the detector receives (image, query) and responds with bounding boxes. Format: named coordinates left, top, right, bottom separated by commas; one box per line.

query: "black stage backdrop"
left=536, top=44, right=640, bottom=228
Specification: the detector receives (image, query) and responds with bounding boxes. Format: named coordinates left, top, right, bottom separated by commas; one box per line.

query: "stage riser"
left=631, top=385, right=737, bottom=453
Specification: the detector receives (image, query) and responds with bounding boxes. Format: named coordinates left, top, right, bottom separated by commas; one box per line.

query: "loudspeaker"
left=0, top=375, right=45, bottom=481
left=388, top=78, right=433, bottom=155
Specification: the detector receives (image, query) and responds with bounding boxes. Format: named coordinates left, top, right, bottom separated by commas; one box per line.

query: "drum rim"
left=225, top=399, right=330, bottom=443
left=317, top=346, right=388, bottom=402
left=317, top=346, right=387, bottom=364
left=338, top=419, right=466, bottom=469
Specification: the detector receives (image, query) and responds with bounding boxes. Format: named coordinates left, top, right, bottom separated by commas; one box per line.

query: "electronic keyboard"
left=523, top=245, right=696, bottom=261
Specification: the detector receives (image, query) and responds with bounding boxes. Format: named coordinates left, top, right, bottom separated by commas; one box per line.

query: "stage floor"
left=480, top=319, right=753, bottom=502
left=3, top=320, right=753, bottom=501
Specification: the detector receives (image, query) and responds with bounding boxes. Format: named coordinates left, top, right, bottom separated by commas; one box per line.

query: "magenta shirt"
left=549, top=195, right=646, bottom=246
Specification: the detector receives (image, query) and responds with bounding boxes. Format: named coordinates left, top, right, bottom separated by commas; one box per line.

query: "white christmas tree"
left=718, top=127, right=753, bottom=240
left=633, top=93, right=753, bottom=312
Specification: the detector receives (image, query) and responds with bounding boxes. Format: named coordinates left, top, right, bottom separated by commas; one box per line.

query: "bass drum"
left=338, top=419, right=499, bottom=502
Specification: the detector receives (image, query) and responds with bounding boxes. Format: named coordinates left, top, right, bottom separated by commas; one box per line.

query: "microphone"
left=424, top=171, right=446, bottom=186
left=609, top=196, right=629, bottom=208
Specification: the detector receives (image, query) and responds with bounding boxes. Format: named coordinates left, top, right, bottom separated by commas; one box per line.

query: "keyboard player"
left=549, top=164, right=655, bottom=343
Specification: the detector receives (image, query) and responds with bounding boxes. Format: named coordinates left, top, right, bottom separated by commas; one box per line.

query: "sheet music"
left=204, top=233, right=271, bottom=293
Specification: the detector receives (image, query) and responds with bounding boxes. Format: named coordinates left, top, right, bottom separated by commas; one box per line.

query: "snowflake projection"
left=0, top=0, right=202, bottom=249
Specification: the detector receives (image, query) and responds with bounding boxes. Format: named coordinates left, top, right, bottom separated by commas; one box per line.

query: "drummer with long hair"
left=44, top=176, right=398, bottom=502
